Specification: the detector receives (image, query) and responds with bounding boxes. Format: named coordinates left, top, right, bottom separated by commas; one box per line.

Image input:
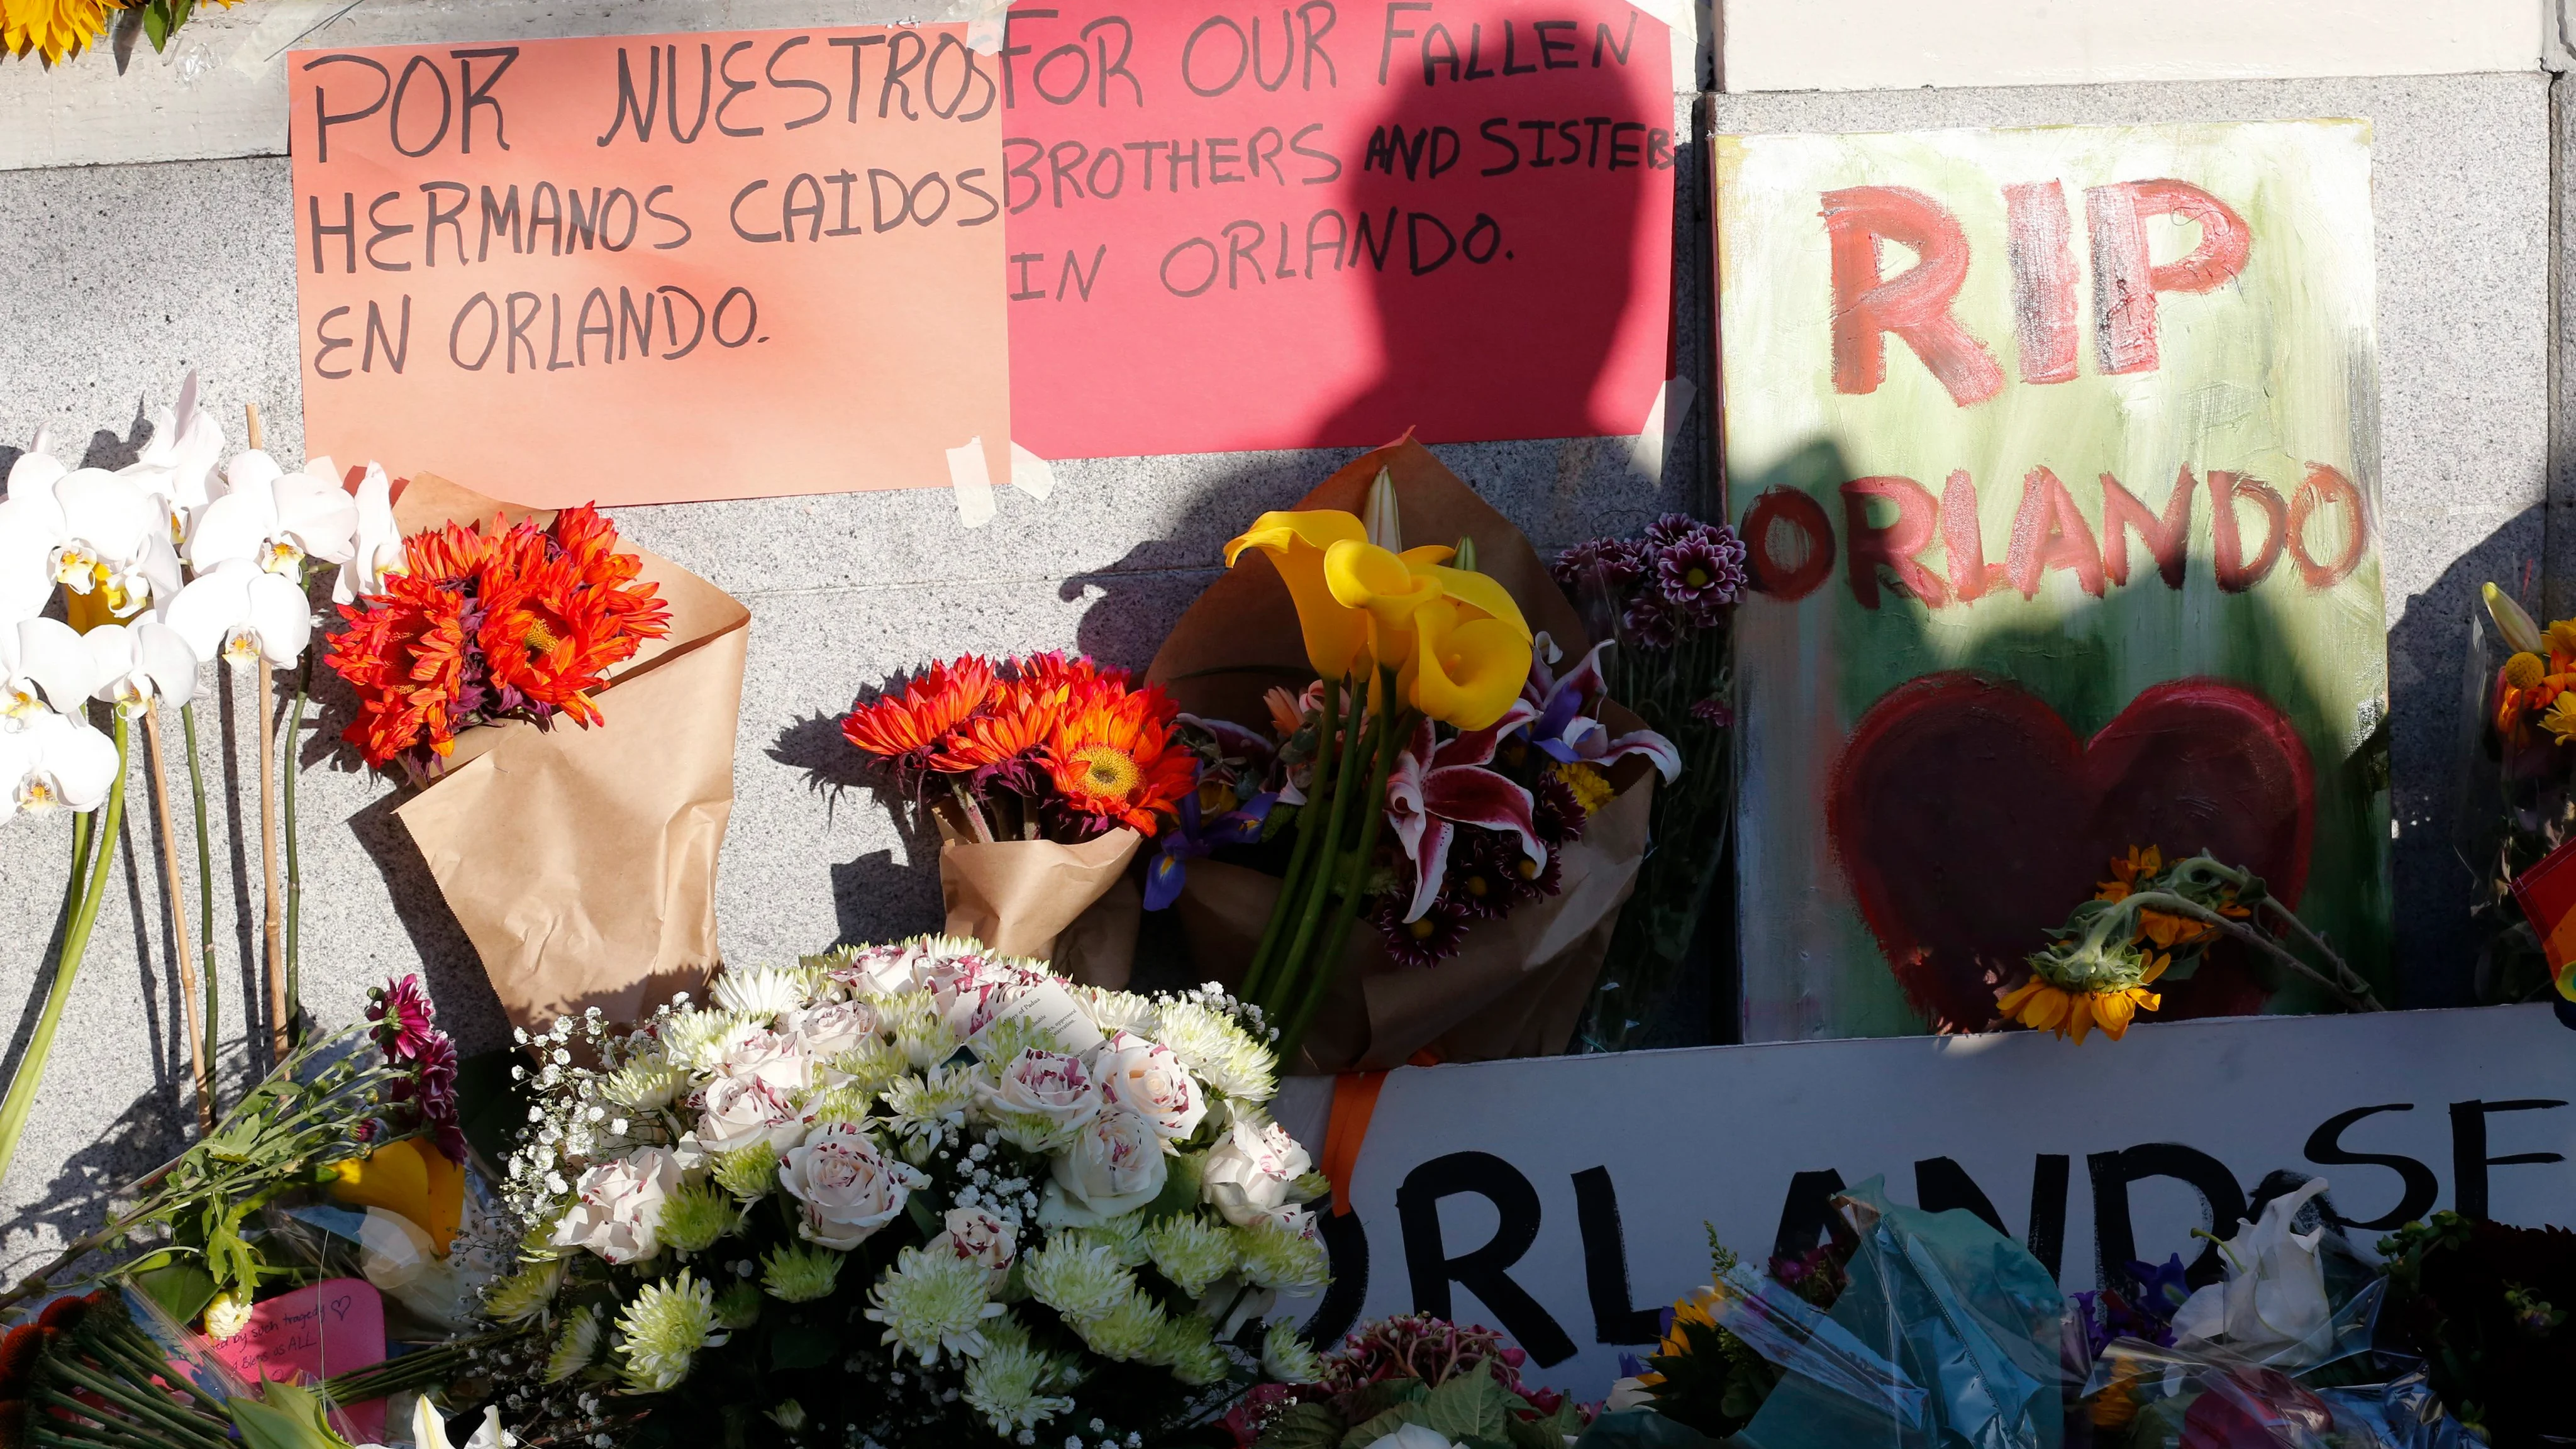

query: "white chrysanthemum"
left=1073, top=1215, right=1150, bottom=1269
left=601, top=1057, right=686, bottom=1113
left=482, top=1260, right=564, bottom=1322
left=1022, top=1238, right=1134, bottom=1323
left=1260, top=1318, right=1323, bottom=1384
left=544, top=1306, right=602, bottom=1383
left=1233, top=1218, right=1329, bottom=1291
left=616, top=1271, right=721, bottom=1391
left=662, top=1010, right=760, bottom=1074
left=711, top=1142, right=780, bottom=1201
left=1160, top=1317, right=1231, bottom=1385
left=883, top=1064, right=979, bottom=1141
left=714, top=1280, right=763, bottom=1331
left=1075, top=1289, right=1166, bottom=1362
left=887, top=992, right=962, bottom=1070
left=821, top=1036, right=910, bottom=1097
left=1143, top=1216, right=1236, bottom=1297
left=863, top=1246, right=1006, bottom=1365
left=658, top=1180, right=739, bottom=1253
left=713, top=965, right=810, bottom=1021
left=801, top=1081, right=879, bottom=1127
left=762, top=1241, right=845, bottom=1303
left=1153, top=1001, right=1274, bottom=1102
left=1077, top=987, right=1162, bottom=1038
left=963, top=1318, right=1077, bottom=1436
left=967, top=1014, right=1065, bottom=1069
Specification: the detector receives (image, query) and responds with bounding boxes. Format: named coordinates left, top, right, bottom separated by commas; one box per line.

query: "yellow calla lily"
left=1425, top=563, right=1532, bottom=643
left=1321, top=539, right=1454, bottom=667
left=1407, top=597, right=1537, bottom=730
left=1224, top=511, right=1370, bottom=679
left=328, top=1136, right=464, bottom=1254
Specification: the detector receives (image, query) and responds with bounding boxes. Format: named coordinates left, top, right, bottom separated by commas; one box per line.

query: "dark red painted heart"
left=1826, top=674, right=2314, bottom=1031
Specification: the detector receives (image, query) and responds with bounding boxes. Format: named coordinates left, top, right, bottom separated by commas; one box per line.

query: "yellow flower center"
left=3, top=686, right=40, bottom=722
left=222, top=628, right=263, bottom=667
left=52, top=548, right=101, bottom=589
left=1685, top=566, right=1711, bottom=587
left=1463, top=874, right=1489, bottom=898
left=19, top=776, right=59, bottom=812
left=1407, top=917, right=1436, bottom=940
left=1072, top=744, right=1140, bottom=797
left=523, top=620, right=560, bottom=655
left=261, top=540, right=305, bottom=575
left=1514, top=856, right=1540, bottom=880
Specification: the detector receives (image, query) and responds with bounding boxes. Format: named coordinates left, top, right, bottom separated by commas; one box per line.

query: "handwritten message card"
left=999, top=0, right=1676, bottom=457
left=291, top=26, right=1011, bottom=505
left=206, top=1278, right=388, bottom=1441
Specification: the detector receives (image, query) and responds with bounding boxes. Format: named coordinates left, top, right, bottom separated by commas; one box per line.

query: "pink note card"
left=207, top=1278, right=388, bottom=1442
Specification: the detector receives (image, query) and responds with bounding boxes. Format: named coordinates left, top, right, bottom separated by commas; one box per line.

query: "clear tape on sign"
left=938, top=0, right=1013, bottom=55
left=1009, top=441, right=1057, bottom=501
left=228, top=0, right=369, bottom=75
left=1626, top=374, right=1696, bottom=483
left=947, top=436, right=999, bottom=528
left=1623, top=0, right=1686, bottom=30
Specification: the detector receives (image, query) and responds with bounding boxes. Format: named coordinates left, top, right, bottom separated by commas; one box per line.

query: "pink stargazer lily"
left=1386, top=704, right=1543, bottom=924
left=1518, top=633, right=1681, bottom=782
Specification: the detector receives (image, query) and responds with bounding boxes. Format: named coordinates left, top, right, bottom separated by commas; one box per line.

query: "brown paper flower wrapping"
left=387, top=475, right=750, bottom=1031
left=1146, top=435, right=1655, bottom=1073
left=941, top=831, right=1141, bottom=975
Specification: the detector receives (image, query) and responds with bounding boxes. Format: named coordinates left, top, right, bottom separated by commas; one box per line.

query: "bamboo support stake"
left=247, top=403, right=288, bottom=1063
left=142, top=708, right=213, bottom=1134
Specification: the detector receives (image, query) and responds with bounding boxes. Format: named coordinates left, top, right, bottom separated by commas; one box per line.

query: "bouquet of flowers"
left=326, top=504, right=670, bottom=780
left=1231, top=1314, right=1585, bottom=1449
left=2376, top=1211, right=2576, bottom=1445
left=1548, top=514, right=1743, bottom=1052
left=841, top=655, right=1194, bottom=965
left=1145, top=438, right=1674, bottom=1074
left=2466, top=583, right=2576, bottom=1002
left=482, top=936, right=1328, bottom=1449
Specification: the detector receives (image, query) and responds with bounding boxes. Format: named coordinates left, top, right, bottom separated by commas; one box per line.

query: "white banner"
left=1275, top=1004, right=2576, bottom=1395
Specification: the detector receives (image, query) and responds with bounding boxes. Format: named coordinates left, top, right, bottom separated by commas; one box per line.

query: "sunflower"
left=3, top=0, right=113, bottom=64
left=1996, top=955, right=2167, bottom=1044
left=2545, top=694, right=2576, bottom=745
left=1039, top=679, right=1191, bottom=835
left=2096, top=844, right=2162, bottom=903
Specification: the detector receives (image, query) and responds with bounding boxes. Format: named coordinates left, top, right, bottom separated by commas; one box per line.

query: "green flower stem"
left=179, top=702, right=217, bottom=1109
left=62, top=804, right=92, bottom=928
left=0, top=714, right=130, bottom=1189
left=282, top=658, right=310, bottom=1049
left=27, top=1390, right=181, bottom=1449
left=43, top=1350, right=235, bottom=1449
left=1265, top=677, right=1380, bottom=1026
left=2113, top=889, right=2382, bottom=1013
left=1242, top=676, right=1342, bottom=1008
left=1279, top=692, right=1408, bottom=1065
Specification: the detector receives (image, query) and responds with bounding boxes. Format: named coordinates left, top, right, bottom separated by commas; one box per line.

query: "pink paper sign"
left=208, top=1279, right=389, bottom=1442
left=999, top=0, right=1676, bottom=458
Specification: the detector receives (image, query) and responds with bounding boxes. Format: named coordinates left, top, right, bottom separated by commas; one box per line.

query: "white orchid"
left=2170, top=1177, right=2338, bottom=1366
left=186, top=449, right=358, bottom=577
left=3, top=440, right=182, bottom=624
left=82, top=620, right=199, bottom=716
left=165, top=557, right=313, bottom=670
left=0, top=710, right=120, bottom=816
left=334, top=462, right=404, bottom=604
left=1, top=617, right=97, bottom=728
left=125, top=370, right=226, bottom=539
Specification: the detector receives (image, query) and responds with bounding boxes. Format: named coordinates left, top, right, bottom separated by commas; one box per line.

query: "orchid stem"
left=1280, top=684, right=1407, bottom=1065
left=257, top=657, right=287, bottom=1065
left=143, top=708, right=214, bottom=1135
left=282, top=655, right=310, bottom=1049
left=0, top=713, right=130, bottom=1189
left=179, top=701, right=218, bottom=1109
left=1244, top=677, right=1341, bottom=1008
left=1269, top=674, right=1373, bottom=1028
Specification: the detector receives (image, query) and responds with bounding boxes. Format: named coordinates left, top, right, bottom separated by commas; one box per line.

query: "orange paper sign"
left=291, top=26, right=1011, bottom=505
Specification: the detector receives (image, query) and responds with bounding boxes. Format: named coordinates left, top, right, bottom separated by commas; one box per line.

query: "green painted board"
left=1716, top=121, right=2392, bottom=1042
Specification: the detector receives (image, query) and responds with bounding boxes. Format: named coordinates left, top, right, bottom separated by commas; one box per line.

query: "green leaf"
left=1257, top=1401, right=1346, bottom=1449
left=141, top=1, right=170, bottom=51
left=767, top=1323, right=838, bottom=1372
left=135, top=1260, right=218, bottom=1325
left=1342, top=1378, right=1428, bottom=1423
left=904, top=1192, right=940, bottom=1238
left=1144, top=1150, right=1208, bottom=1224
left=231, top=1383, right=347, bottom=1449
left=1422, top=1368, right=1515, bottom=1445
left=1339, top=1404, right=1423, bottom=1449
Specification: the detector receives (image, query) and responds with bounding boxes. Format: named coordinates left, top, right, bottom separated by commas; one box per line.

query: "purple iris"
left=1144, top=785, right=1276, bottom=911
left=1516, top=635, right=1681, bottom=782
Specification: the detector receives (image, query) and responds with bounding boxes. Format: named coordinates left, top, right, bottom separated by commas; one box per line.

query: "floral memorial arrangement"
left=1232, top=1313, right=1585, bottom=1449
left=326, top=504, right=670, bottom=779
left=482, top=936, right=1327, bottom=1449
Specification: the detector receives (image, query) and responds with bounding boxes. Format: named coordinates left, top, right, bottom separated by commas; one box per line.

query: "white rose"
left=1050, top=1107, right=1169, bottom=1217
left=1094, top=1031, right=1208, bottom=1141
left=1201, top=1113, right=1312, bottom=1226
left=718, top=1029, right=813, bottom=1093
left=979, top=1048, right=1104, bottom=1129
left=778, top=1123, right=922, bottom=1250
left=694, top=1073, right=802, bottom=1154
left=786, top=1001, right=880, bottom=1059
left=826, top=942, right=925, bottom=999
left=926, top=1205, right=1017, bottom=1287
left=550, top=1146, right=682, bottom=1265
left=931, top=955, right=1040, bottom=1041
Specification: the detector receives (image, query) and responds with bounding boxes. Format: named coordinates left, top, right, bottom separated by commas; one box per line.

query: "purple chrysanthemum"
left=1690, top=697, right=1735, bottom=729
left=1643, top=512, right=1706, bottom=547
left=1550, top=537, right=1646, bottom=596
left=1655, top=529, right=1749, bottom=625
left=1375, top=896, right=1470, bottom=967
left=390, top=1030, right=468, bottom=1163
left=368, top=974, right=438, bottom=1063
left=1621, top=592, right=1682, bottom=650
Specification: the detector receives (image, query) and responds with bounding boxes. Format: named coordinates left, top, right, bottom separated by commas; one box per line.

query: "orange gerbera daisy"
left=943, top=675, right=1063, bottom=772
left=843, top=656, right=997, bottom=769
left=1041, top=678, right=1192, bottom=835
